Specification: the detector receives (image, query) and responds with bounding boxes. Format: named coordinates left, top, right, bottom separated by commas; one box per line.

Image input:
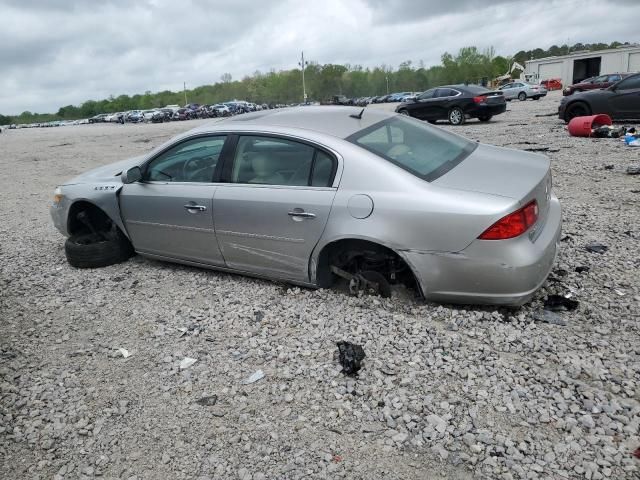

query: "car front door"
left=608, top=75, right=640, bottom=119
left=119, top=135, right=228, bottom=265
left=213, top=135, right=338, bottom=282
left=410, top=89, right=437, bottom=119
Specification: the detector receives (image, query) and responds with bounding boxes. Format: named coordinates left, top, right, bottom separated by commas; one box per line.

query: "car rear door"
left=213, top=134, right=339, bottom=282
left=119, top=135, right=229, bottom=265
left=608, top=75, right=640, bottom=119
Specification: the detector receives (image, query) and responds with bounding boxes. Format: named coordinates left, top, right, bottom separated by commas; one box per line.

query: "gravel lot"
left=1, top=92, right=639, bottom=479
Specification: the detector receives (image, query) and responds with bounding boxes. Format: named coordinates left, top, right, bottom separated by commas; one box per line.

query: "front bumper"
left=401, top=195, right=562, bottom=306
left=50, top=198, right=71, bottom=237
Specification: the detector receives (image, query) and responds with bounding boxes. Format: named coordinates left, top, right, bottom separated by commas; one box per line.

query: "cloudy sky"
left=1, top=0, right=638, bottom=114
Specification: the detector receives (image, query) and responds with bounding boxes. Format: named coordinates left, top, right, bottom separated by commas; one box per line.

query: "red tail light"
left=478, top=200, right=539, bottom=240
left=472, top=96, right=485, bottom=103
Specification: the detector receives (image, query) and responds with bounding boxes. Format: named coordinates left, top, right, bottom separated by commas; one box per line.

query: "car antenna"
left=349, top=108, right=365, bottom=119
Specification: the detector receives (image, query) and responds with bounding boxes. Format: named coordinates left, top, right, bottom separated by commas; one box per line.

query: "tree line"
left=2, top=41, right=631, bottom=125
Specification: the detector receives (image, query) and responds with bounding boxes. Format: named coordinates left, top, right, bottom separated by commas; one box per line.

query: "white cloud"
left=0, top=0, right=638, bottom=114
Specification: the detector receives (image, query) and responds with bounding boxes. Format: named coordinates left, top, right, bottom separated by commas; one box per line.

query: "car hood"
left=63, top=155, right=146, bottom=185
left=433, top=143, right=549, bottom=200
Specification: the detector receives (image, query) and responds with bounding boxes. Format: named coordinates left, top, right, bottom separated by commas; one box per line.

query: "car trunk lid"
left=478, top=91, right=505, bottom=104
left=433, top=143, right=552, bottom=239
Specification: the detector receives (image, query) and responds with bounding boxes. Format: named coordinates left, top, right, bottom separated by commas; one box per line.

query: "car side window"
left=418, top=89, right=435, bottom=100
left=435, top=88, right=451, bottom=98
left=608, top=74, right=621, bottom=82
left=615, top=76, right=640, bottom=90
left=145, top=136, right=226, bottom=182
left=231, top=136, right=335, bottom=187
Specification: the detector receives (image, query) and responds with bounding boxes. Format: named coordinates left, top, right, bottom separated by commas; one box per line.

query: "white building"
left=525, top=46, right=640, bottom=86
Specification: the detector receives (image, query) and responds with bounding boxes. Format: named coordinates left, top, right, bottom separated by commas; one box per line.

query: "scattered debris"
left=179, top=357, right=197, bottom=369
left=177, top=324, right=205, bottom=337
left=195, top=395, right=218, bottom=406
left=585, top=242, right=608, bottom=254
left=544, top=295, right=579, bottom=312
left=535, top=112, right=557, bottom=117
left=50, top=142, right=72, bottom=147
left=534, top=310, right=568, bottom=326
left=560, top=235, right=572, bottom=242
left=575, top=266, right=590, bottom=273
left=337, top=341, right=366, bottom=375
left=253, top=311, right=265, bottom=322
left=242, top=369, right=265, bottom=384
left=591, top=125, right=628, bottom=138
left=115, top=348, right=131, bottom=358
left=523, top=146, right=560, bottom=153
left=133, top=138, right=151, bottom=143
left=627, top=165, right=640, bottom=175
left=604, top=165, right=614, bottom=170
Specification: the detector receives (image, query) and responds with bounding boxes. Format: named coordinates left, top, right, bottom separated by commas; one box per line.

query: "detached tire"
left=65, top=230, right=133, bottom=268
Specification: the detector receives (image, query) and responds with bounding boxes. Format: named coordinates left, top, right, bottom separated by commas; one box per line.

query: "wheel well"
left=315, top=239, right=420, bottom=294
left=564, top=100, right=591, bottom=120
left=67, top=201, right=116, bottom=236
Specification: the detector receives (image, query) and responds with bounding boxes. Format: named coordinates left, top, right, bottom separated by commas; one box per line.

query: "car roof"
left=192, top=106, right=397, bottom=139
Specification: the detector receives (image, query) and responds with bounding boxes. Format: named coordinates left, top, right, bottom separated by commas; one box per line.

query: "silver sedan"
left=51, top=107, right=561, bottom=305
left=499, top=81, right=548, bottom=101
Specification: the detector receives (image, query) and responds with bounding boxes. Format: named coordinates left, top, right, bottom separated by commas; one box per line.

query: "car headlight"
left=53, top=186, right=64, bottom=205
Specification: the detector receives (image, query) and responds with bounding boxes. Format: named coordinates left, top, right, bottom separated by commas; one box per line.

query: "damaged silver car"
left=51, top=107, right=561, bottom=305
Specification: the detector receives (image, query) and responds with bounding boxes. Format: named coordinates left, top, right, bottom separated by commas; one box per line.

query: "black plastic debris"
left=575, top=266, right=590, bottom=273
left=592, top=125, right=628, bottom=138
left=195, top=395, right=218, bottom=406
left=544, top=295, right=579, bottom=312
left=253, top=311, right=265, bottom=322
left=604, top=165, right=614, bottom=170
left=337, top=341, right=366, bottom=376
left=585, top=242, right=608, bottom=254
left=534, top=310, right=568, bottom=326
left=560, top=235, right=572, bottom=242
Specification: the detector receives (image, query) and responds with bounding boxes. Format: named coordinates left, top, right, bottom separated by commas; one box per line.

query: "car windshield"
left=347, top=116, right=477, bottom=182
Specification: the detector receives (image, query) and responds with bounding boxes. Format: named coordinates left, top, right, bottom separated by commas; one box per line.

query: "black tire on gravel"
left=65, top=230, right=134, bottom=268
left=564, top=102, right=591, bottom=123
left=448, top=107, right=465, bottom=125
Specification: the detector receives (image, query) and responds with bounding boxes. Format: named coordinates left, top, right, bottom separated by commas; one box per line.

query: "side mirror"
left=122, top=166, right=142, bottom=184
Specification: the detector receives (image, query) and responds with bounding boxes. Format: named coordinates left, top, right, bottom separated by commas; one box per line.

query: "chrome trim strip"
left=216, top=229, right=304, bottom=243
left=126, top=220, right=215, bottom=233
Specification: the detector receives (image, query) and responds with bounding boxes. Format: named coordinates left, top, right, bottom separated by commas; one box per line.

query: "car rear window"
left=347, top=116, right=477, bottom=182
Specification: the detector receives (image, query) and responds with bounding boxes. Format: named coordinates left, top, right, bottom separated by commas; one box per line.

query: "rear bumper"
left=468, top=104, right=507, bottom=117
left=401, top=195, right=562, bottom=306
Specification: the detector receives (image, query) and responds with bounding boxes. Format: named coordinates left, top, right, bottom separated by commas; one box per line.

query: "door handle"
left=184, top=204, right=207, bottom=212
left=288, top=210, right=316, bottom=218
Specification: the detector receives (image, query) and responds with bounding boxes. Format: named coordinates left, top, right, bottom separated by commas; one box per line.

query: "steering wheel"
left=183, top=157, right=203, bottom=181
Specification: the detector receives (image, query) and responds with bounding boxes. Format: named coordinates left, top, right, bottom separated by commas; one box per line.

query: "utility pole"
left=183, top=82, right=187, bottom=106
left=386, top=75, right=389, bottom=94
left=298, top=51, right=308, bottom=103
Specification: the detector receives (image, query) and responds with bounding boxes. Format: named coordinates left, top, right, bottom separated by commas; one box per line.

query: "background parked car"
left=396, top=84, right=506, bottom=125
left=498, top=82, right=547, bottom=101
left=89, top=114, right=108, bottom=123
left=541, top=78, right=563, bottom=91
left=562, top=73, right=631, bottom=96
left=558, top=72, right=640, bottom=122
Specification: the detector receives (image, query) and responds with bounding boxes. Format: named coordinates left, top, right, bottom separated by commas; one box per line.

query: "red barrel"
left=568, top=114, right=612, bottom=137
